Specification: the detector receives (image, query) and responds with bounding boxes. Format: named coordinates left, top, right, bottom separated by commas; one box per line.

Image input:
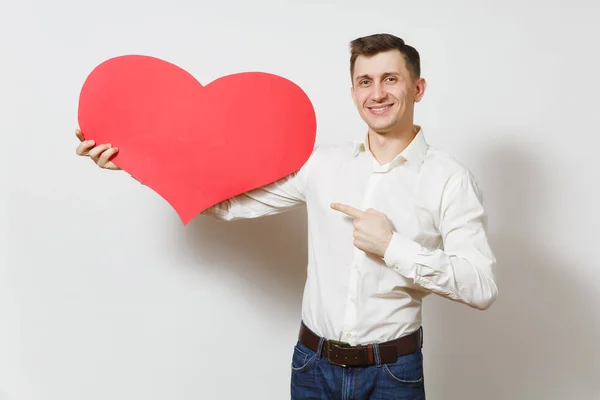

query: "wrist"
left=378, top=231, right=394, bottom=258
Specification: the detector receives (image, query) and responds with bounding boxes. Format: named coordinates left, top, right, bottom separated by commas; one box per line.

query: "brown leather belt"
left=298, top=321, right=422, bottom=368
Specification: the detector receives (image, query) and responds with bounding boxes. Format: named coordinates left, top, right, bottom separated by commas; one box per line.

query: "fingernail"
left=113, top=147, right=118, bottom=151
left=106, top=143, right=112, bottom=148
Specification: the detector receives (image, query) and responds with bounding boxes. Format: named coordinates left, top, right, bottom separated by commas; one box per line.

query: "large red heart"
left=77, top=55, right=316, bottom=224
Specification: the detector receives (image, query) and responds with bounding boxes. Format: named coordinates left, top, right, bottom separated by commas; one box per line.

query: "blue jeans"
left=290, top=338, right=426, bottom=400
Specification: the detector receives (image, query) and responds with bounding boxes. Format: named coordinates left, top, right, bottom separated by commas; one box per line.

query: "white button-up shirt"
left=203, top=126, right=498, bottom=345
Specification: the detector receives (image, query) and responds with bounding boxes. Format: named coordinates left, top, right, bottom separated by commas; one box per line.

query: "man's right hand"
left=75, top=129, right=121, bottom=170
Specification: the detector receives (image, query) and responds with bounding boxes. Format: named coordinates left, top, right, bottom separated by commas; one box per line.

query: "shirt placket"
left=340, top=159, right=385, bottom=344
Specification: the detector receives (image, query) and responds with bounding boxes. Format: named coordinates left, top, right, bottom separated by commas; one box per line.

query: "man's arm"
left=383, top=171, right=498, bottom=310
left=201, top=170, right=309, bottom=221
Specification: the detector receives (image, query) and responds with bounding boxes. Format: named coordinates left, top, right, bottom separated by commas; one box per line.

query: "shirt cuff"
left=383, top=232, right=422, bottom=276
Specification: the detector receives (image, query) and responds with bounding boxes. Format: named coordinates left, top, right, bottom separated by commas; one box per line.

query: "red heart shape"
left=77, top=55, right=316, bottom=224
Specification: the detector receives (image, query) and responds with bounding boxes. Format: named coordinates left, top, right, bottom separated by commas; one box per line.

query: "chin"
left=367, top=120, right=396, bottom=133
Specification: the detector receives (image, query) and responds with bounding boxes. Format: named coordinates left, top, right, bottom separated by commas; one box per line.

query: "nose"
left=371, top=83, right=386, bottom=102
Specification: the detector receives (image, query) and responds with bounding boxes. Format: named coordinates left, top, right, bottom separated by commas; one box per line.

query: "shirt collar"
left=352, top=125, right=428, bottom=171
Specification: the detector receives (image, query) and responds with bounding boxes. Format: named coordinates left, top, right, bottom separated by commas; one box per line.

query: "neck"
left=367, top=122, right=417, bottom=165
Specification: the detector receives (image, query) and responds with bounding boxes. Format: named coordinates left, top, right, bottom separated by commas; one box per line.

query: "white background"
left=3, top=0, right=600, bottom=399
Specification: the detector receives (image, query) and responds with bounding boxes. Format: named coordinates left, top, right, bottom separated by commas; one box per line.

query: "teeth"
left=370, top=105, right=391, bottom=112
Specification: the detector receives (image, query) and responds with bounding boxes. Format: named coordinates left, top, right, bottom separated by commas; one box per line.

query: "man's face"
left=351, top=49, right=425, bottom=134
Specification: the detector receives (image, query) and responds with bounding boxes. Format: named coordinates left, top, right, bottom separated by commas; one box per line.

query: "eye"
left=385, top=76, right=397, bottom=83
left=359, top=80, right=370, bottom=86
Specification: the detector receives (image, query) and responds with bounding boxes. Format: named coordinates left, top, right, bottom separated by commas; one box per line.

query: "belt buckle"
left=327, top=340, right=351, bottom=367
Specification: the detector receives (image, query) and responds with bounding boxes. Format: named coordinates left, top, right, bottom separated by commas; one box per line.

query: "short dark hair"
left=349, top=33, right=421, bottom=82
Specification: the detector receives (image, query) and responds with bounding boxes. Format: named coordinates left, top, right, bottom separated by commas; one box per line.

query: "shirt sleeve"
left=383, top=171, right=498, bottom=310
left=200, top=148, right=316, bottom=221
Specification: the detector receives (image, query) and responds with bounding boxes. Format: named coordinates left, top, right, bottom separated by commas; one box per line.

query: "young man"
left=75, top=33, right=497, bottom=399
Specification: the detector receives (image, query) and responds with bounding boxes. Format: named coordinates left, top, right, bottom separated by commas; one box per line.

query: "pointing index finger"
left=331, top=203, right=364, bottom=219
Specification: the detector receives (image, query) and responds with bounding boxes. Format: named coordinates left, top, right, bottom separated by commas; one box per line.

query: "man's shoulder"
left=298, top=140, right=355, bottom=179
left=423, top=145, right=478, bottom=184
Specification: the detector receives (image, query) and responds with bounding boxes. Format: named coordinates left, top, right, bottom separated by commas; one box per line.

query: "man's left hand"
left=330, top=203, right=394, bottom=258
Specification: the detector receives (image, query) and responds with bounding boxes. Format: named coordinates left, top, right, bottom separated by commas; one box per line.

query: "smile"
left=367, top=104, right=393, bottom=114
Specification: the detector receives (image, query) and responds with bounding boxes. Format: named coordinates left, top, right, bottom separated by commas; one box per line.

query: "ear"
left=413, top=78, right=427, bottom=103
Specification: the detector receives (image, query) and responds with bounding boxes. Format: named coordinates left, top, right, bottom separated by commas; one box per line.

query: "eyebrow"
left=354, top=72, right=400, bottom=82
